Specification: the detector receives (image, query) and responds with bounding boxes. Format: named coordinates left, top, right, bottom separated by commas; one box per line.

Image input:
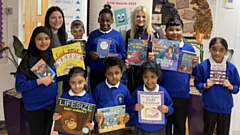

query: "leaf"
left=13, top=35, right=27, bottom=59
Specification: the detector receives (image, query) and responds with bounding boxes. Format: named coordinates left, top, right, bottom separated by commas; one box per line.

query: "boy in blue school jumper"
left=53, top=67, right=95, bottom=135
left=67, top=20, right=85, bottom=44
left=86, top=4, right=126, bottom=92
left=93, top=57, right=131, bottom=135
left=129, top=61, right=173, bottom=135
left=158, top=16, right=199, bottom=135
left=194, top=37, right=240, bottom=135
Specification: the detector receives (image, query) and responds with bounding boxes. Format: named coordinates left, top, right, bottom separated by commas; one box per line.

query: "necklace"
left=138, top=32, right=144, bottom=39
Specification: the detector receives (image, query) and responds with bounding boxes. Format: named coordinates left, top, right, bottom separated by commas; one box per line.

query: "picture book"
left=54, top=98, right=95, bottom=135
left=178, top=51, right=196, bottom=74
left=72, top=39, right=86, bottom=53
left=127, top=39, right=148, bottom=66
left=30, top=59, right=55, bottom=78
left=152, top=39, right=180, bottom=71
left=96, top=38, right=111, bottom=58
left=210, top=63, right=226, bottom=85
left=137, top=91, right=165, bottom=124
left=52, top=42, right=85, bottom=77
left=97, top=105, right=126, bottom=133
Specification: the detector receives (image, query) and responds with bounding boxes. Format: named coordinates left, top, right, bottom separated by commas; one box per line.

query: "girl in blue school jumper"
left=15, top=26, right=57, bottom=135
left=86, top=4, right=126, bottom=92
left=158, top=16, right=199, bottom=135
left=129, top=61, right=173, bottom=135
left=93, top=57, right=131, bottom=135
left=194, top=37, right=240, bottom=135
left=53, top=66, right=95, bottom=135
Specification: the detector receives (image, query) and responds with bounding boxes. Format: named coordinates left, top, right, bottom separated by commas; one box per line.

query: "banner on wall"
left=51, top=0, right=88, bottom=40
left=89, top=0, right=153, bottom=35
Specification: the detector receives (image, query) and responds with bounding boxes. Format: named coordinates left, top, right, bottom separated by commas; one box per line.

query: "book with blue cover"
left=127, top=39, right=148, bottom=66
left=96, top=38, right=111, bottom=58
left=31, top=59, right=55, bottom=78
left=178, top=50, right=196, bottom=74
left=152, top=39, right=180, bottom=71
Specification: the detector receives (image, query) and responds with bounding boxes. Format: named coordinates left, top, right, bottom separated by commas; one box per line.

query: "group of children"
left=15, top=4, right=240, bottom=135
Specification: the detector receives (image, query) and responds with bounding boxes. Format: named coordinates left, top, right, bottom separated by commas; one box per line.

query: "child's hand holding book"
left=192, top=56, right=199, bottom=68
left=37, top=76, right=54, bottom=86
left=222, top=79, right=234, bottom=90
left=134, top=103, right=144, bottom=111
left=123, top=113, right=130, bottom=124
left=204, top=79, right=214, bottom=89
left=52, top=113, right=61, bottom=121
left=157, top=105, right=169, bottom=114
left=90, top=51, right=99, bottom=60
left=95, top=112, right=103, bottom=123
left=86, top=122, right=94, bottom=130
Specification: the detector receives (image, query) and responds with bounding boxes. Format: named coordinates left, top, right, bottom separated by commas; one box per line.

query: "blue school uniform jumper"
left=158, top=41, right=195, bottom=135
left=86, top=29, right=127, bottom=92
left=128, top=85, right=173, bottom=134
left=58, top=90, right=95, bottom=135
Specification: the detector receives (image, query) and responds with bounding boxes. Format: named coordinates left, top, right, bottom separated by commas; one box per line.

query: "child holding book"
left=157, top=15, right=199, bottom=135
left=93, top=57, right=131, bottom=135
left=128, top=61, right=173, bottom=135
left=15, top=26, right=57, bottom=135
left=86, top=4, right=126, bottom=92
left=194, top=37, right=240, bottom=135
left=53, top=66, right=95, bottom=135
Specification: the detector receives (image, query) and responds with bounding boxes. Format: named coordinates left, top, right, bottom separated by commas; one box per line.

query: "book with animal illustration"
left=72, top=39, right=86, bottom=53
left=30, top=59, right=55, bottom=78
left=52, top=42, right=85, bottom=77
left=96, top=38, right=111, bottom=58
left=152, top=39, right=180, bottom=71
left=127, top=39, right=148, bottom=66
left=137, top=91, right=165, bottom=124
left=178, top=50, right=196, bottom=74
left=210, top=63, right=226, bottom=85
left=54, top=98, right=95, bottom=135
left=97, top=105, right=126, bottom=133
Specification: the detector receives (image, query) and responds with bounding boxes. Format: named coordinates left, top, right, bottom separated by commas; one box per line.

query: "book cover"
left=52, top=42, right=85, bottom=77
left=96, top=38, right=111, bottom=59
left=210, top=63, right=226, bottom=85
left=54, top=98, right=95, bottom=135
left=72, top=39, right=86, bottom=53
left=178, top=50, right=196, bottom=74
left=127, top=39, right=148, bottom=66
left=137, top=91, right=165, bottom=124
left=152, top=39, right=180, bottom=71
left=30, top=59, right=55, bottom=78
left=97, top=105, right=126, bottom=133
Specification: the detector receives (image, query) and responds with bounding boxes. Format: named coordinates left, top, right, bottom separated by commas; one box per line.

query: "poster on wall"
left=50, top=0, right=88, bottom=40
left=89, top=0, right=153, bottom=38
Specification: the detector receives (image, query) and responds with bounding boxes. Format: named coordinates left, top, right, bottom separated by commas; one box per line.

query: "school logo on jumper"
left=116, top=94, right=124, bottom=104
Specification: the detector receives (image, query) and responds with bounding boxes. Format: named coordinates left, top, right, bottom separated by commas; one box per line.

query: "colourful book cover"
left=96, top=38, right=111, bottom=58
left=52, top=42, right=85, bottom=77
left=127, top=39, right=148, bottom=66
left=178, top=50, right=196, bottom=74
left=137, top=91, right=165, bottom=124
left=210, top=63, right=226, bottom=85
left=72, top=39, right=86, bottom=53
left=97, top=105, right=126, bottom=133
left=54, top=98, right=95, bottom=135
left=30, top=59, right=55, bottom=78
left=152, top=39, right=180, bottom=71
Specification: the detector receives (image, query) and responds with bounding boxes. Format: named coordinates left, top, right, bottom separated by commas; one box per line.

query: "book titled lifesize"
left=210, top=63, right=226, bottom=85
left=96, top=38, right=111, bottom=58
left=97, top=105, right=126, bottom=133
left=127, top=39, right=148, bottom=66
left=31, top=59, right=55, bottom=78
left=178, top=50, right=196, bottom=74
left=54, top=98, right=95, bottom=135
left=137, top=91, right=165, bottom=124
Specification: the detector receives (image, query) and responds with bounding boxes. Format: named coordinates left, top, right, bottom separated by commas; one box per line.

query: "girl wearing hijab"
left=15, top=26, right=57, bottom=135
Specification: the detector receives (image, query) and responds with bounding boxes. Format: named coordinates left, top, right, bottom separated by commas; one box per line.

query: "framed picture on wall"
left=176, top=0, right=189, bottom=9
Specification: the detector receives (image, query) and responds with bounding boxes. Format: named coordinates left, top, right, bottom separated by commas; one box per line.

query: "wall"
left=0, top=0, right=23, bottom=120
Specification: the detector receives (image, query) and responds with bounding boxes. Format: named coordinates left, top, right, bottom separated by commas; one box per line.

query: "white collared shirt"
left=143, top=84, right=159, bottom=92
left=179, top=39, right=184, bottom=48
left=99, top=28, right=113, bottom=34
left=68, top=89, right=86, bottom=96
left=105, top=79, right=120, bottom=89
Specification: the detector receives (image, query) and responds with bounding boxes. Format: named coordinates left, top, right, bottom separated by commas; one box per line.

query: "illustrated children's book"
left=127, top=39, right=148, bottom=66
left=152, top=39, right=180, bottom=71
left=54, top=98, right=95, bottom=135
left=96, top=38, right=111, bottom=58
left=52, top=42, right=85, bottom=77
left=178, top=50, right=196, bottom=74
left=97, top=105, right=126, bottom=133
left=210, top=63, right=226, bottom=85
left=31, top=59, right=55, bottom=78
left=72, top=39, right=86, bottom=53
left=137, top=91, right=165, bottom=124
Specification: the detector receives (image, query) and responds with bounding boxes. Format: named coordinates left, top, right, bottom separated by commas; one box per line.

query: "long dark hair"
left=44, top=6, right=67, bottom=46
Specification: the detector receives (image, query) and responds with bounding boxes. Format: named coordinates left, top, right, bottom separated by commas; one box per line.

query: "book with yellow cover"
left=52, top=42, right=85, bottom=77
